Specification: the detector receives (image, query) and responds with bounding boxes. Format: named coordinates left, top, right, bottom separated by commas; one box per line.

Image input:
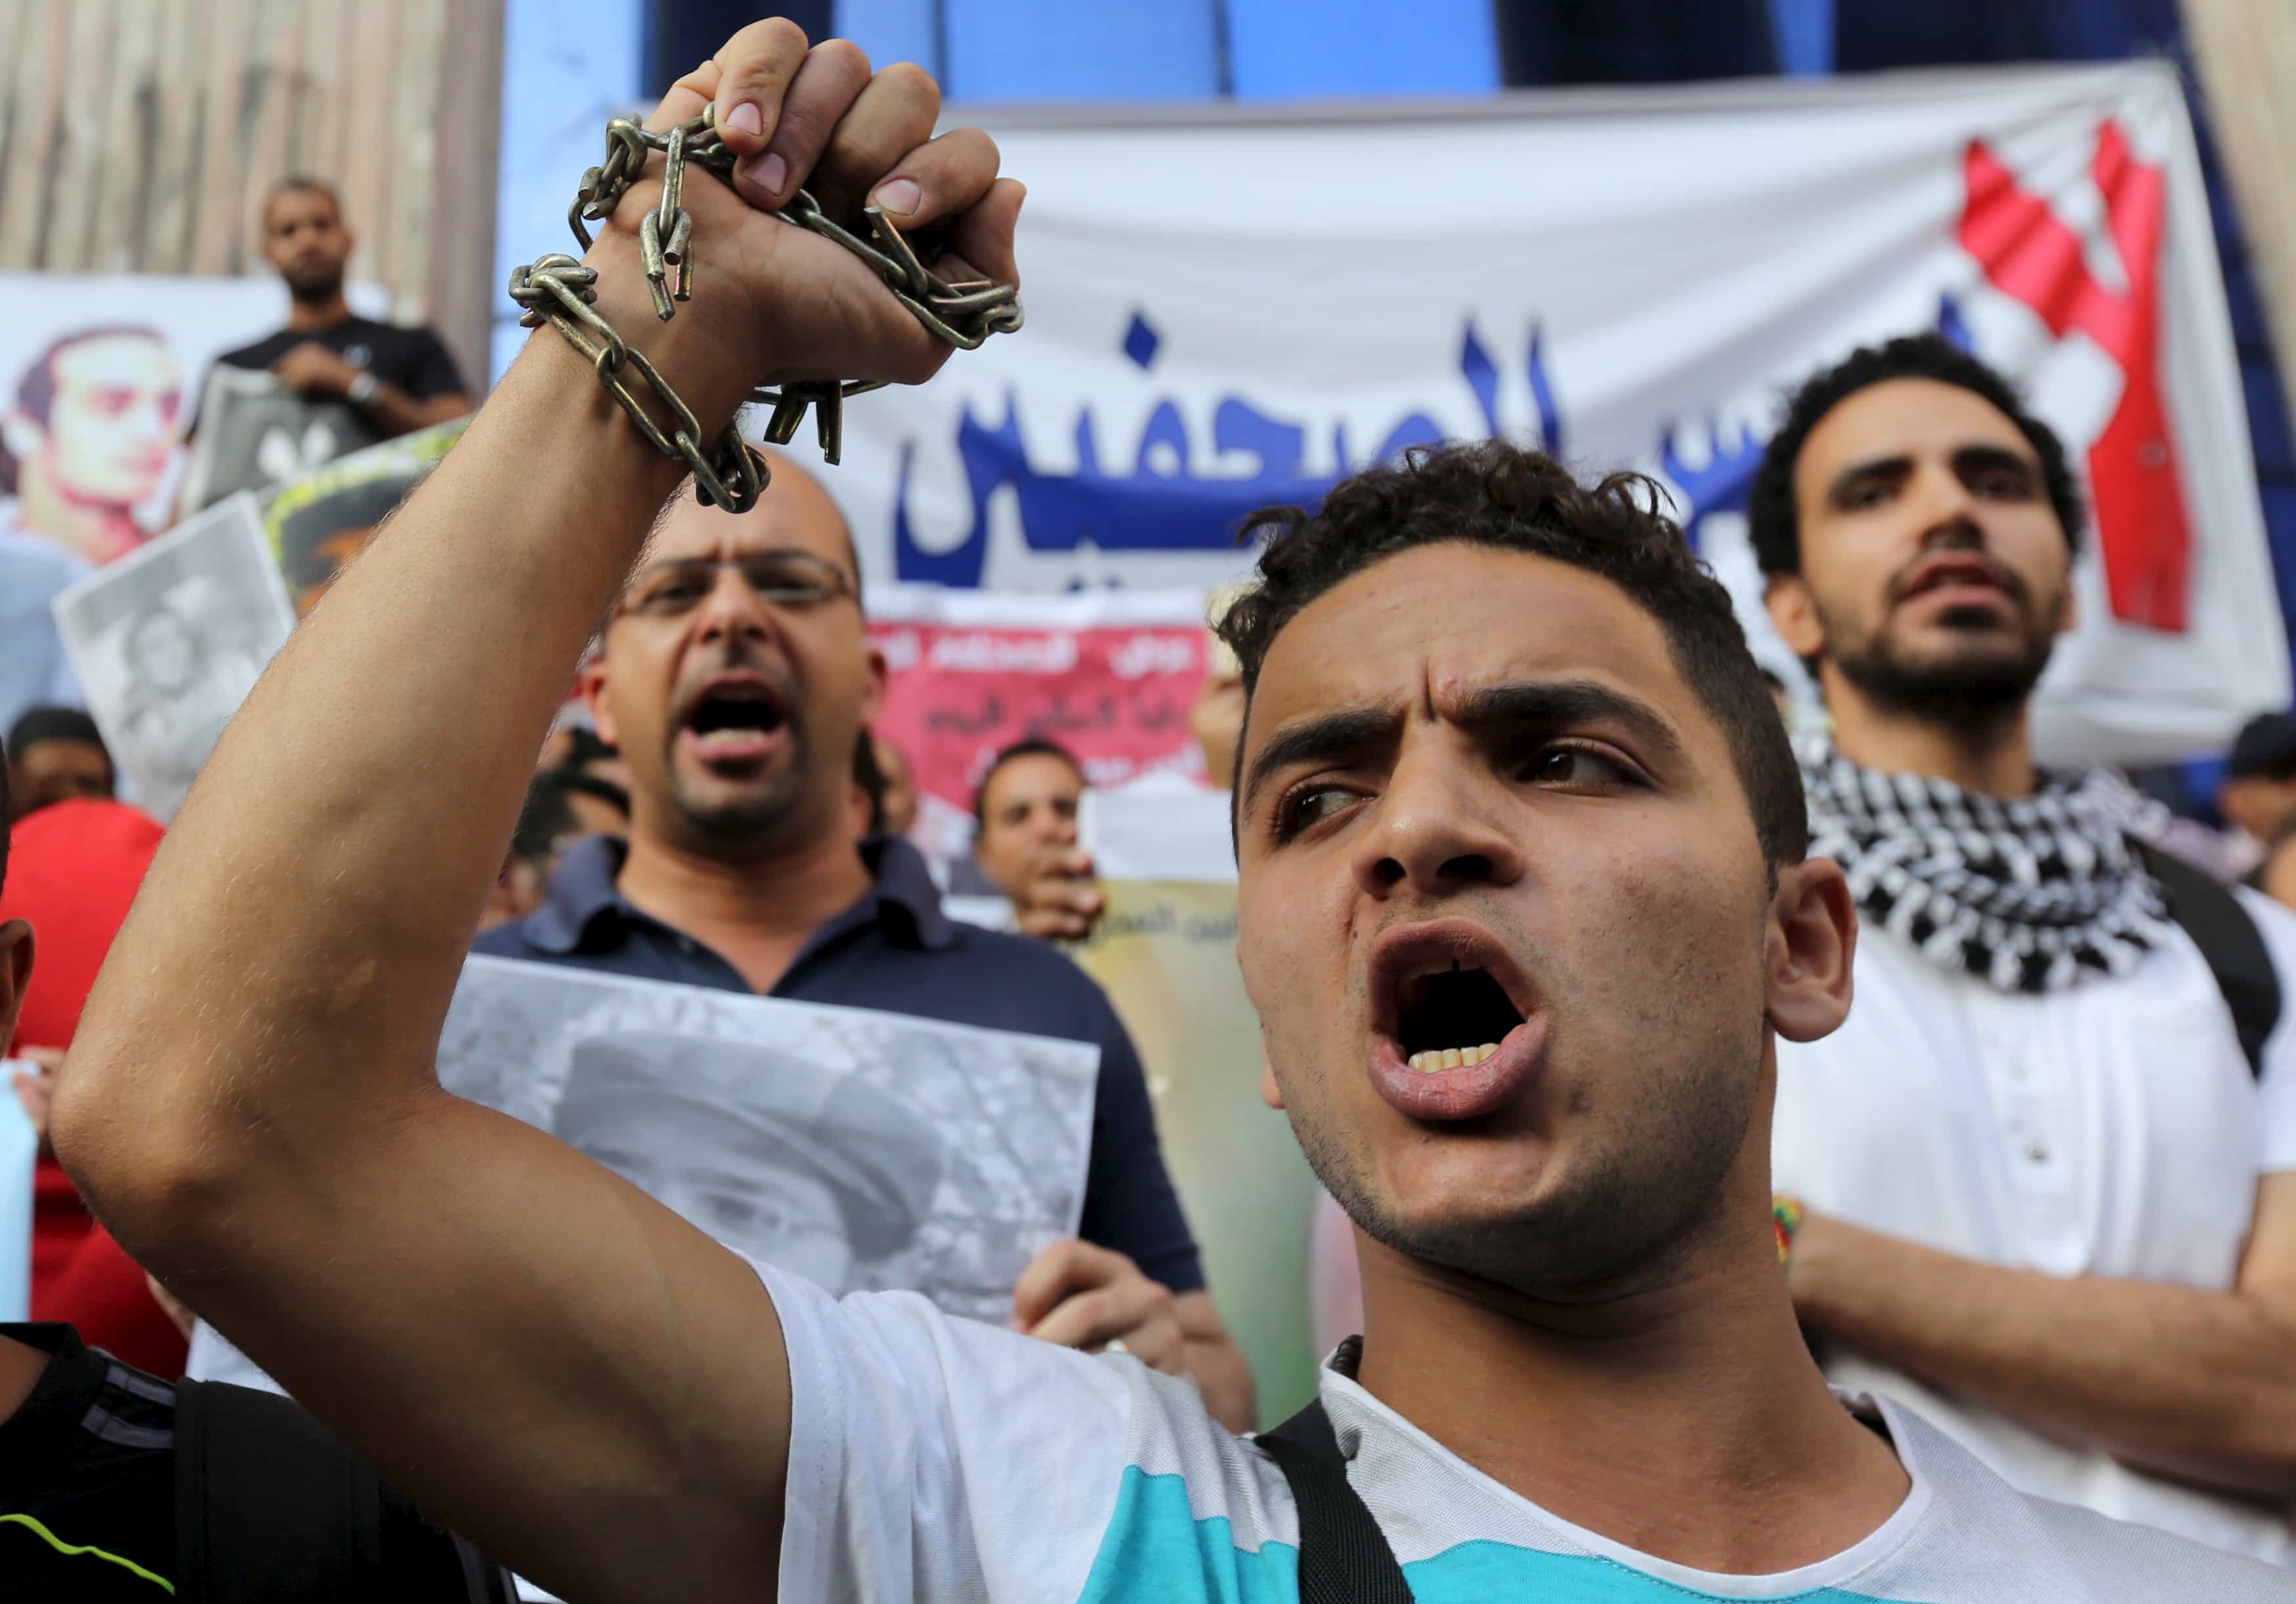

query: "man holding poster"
left=473, top=455, right=1252, bottom=1428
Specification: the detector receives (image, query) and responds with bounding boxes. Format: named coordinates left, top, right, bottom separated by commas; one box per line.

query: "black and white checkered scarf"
left=1797, top=738, right=2177, bottom=993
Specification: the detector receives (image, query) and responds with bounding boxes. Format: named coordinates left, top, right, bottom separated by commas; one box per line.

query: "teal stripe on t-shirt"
left=1075, top=1467, right=1910, bottom=1604
left=1074, top=1468, right=1299, bottom=1604
left=1404, top=1539, right=1908, bottom=1603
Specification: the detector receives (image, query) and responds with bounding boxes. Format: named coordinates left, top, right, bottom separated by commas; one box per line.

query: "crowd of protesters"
left=10, top=22, right=2296, bottom=1602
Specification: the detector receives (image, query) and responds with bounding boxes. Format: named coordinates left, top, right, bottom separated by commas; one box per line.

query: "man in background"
left=481, top=770, right=596, bottom=934
left=971, top=737, right=1088, bottom=913
left=1753, top=333, right=2296, bottom=1563
left=212, top=178, right=471, bottom=443
left=2221, top=712, right=2296, bottom=905
left=1, top=326, right=180, bottom=566
left=6, top=708, right=112, bottom=821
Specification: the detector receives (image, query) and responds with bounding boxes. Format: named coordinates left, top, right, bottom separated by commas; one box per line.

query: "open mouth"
left=1371, top=920, right=1535, bottom=1074
left=680, top=678, right=787, bottom=757
left=1395, top=964, right=1527, bottom=1072
left=1365, top=919, right=1548, bottom=1121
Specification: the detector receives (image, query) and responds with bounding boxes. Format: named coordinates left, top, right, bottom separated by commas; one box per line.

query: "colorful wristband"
left=1773, top=1195, right=1805, bottom=1268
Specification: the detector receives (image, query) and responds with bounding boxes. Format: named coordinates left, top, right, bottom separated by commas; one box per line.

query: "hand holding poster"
left=51, top=493, right=296, bottom=821
left=190, top=958, right=1100, bottom=1388
left=178, top=364, right=380, bottom=517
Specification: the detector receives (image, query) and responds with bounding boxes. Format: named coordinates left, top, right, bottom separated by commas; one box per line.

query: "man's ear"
left=1260, top=1037, right=1285, bottom=1111
left=861, top=643, right=888, bottom=728
left=1765, top=574, right=1826, bottom=661
left=578, top=648, right=617, bottom=749
left=0, top=919, right=33, bottom=1050
left=0, top=412, right=43, bottom=467
left=1765, top=858, right=1855, bottom=1044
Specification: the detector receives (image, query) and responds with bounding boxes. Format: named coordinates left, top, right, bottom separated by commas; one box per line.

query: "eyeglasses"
left=619, top=550, right=857, bottom=619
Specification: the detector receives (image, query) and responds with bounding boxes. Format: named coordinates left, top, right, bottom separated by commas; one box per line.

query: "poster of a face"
left=177, top=365, right=380, bottom=517
left=0, top=277, right=281, bottom=567
left=187, top=956, right=1101, bottom=1393
left=438, top=957, right=1100, bottom=1315
left=50, top=493, right=297, bottom=819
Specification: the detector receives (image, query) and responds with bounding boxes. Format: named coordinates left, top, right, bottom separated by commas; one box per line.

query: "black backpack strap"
left=175, top=1378, right=516, bottom=1603
left=174, top=1378, right=381, bottom=1603
left=2137, top=840, right=2283, bottom=1079
left=1258, top=1382, right=1413, bottom=1603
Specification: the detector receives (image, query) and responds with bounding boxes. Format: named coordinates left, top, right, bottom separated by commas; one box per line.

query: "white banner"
left=829, top=64, right=2289, bottom=765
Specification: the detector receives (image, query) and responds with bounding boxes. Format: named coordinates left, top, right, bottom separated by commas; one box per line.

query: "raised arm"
left=51, top=26, right=1020, bottom=1603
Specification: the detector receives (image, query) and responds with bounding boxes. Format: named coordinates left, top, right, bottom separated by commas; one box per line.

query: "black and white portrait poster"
left=50, top=491, right=295, bottom=820
left=176, top=363, right=382, bottom=516
left=188, top=958, right=1100, bottom=1389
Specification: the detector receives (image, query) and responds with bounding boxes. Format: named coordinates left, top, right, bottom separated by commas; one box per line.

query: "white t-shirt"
left=760, top=1262, right=2291, bottom=1603
left=1773, top=890, right=2296, bottom=1563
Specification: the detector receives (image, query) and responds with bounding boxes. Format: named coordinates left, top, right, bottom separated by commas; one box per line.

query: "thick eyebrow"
left=1237, top=677, right=1686, bottom=818
left=1951, top=443, right=2038, bottom=484
left=1452, top=678, right=1688, bottom=766
left=1239, top=705, right=1399, bottom=817
left=1825, top=454, right=1912, bottom=506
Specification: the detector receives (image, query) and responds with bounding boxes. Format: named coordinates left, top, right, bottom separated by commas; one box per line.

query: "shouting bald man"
left=467, top=455, right=1251, bottom=1428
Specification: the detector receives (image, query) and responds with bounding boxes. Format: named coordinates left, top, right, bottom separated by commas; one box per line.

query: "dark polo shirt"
left=473, top=834, right=1205, bottom=1292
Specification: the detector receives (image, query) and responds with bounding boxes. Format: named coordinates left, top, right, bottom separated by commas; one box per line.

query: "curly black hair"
left=1746, top=333, right=2085, bottom=580
left=1215, top=440, right=1807, bottom=868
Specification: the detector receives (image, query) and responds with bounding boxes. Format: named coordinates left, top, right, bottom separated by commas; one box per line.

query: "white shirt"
left=760, top=1261, right=2290, bottom=1602
left=1773, top=888, right=2296, bottom=1564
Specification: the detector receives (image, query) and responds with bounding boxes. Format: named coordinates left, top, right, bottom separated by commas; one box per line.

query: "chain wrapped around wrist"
left=508, top=106, right=1024, bottom=513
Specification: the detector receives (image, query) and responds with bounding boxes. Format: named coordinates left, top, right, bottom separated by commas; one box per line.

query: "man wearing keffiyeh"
left=1752, top=333, right=2296, bottom=1565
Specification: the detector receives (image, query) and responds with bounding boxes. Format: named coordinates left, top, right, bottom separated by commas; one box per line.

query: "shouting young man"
left=54, top=28, right=2287, bottom=1603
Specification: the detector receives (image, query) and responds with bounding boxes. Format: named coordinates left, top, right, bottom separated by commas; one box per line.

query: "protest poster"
left=0, top=274, right=281, bottom=569
left=832, top=62, right=2288, bottom=766
left=190, top=956, right=1100, bottom=1389
left=867, top=586, right=1213, bottom=872
left=176, top=363, right=381, bottom=516
left=0, top=275, right=283, bottom=731
left=260, top=418, right=468, bottom=613
left=51, top=493, right=297, bottom=821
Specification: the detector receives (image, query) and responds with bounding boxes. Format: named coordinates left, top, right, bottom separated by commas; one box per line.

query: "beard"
left=1285, top=1014, right=1759, bottom=1297
left=284, top=262, right=345, bottom=303
left=1818, top=579, right=2064, bottom=727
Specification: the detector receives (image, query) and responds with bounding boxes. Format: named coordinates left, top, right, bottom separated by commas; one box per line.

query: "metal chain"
left=510, top=104, right=1024, bottom=512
